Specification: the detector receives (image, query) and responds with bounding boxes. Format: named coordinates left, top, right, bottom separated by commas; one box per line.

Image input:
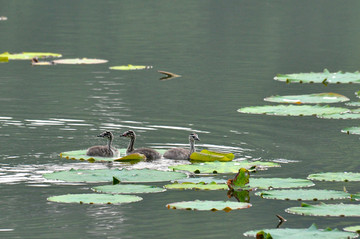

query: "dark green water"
left=0, top=1, right=359, bottom=238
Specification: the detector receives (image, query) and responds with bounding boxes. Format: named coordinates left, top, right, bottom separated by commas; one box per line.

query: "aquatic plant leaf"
left=317, top=113, right=360, bottom=119
left=114, top=153, right=146, bottom=161
left=308, top=172, right=360, bottom=182
left=345, top=102, right=360, bottom=107
left=238, top=105, right=348, bottom=116
left=264, top=93, right=349, bottom=104
left=109, top=64, right=152, bottom=70
left=169, top=161, right=280, bottom=174
left=60, top=149, right=125, bottom=162
left=164, top=182, right=228, bottom=190
left=174, top=177, right=226, bottom=184
left=351, top=193, right=360, bottom=201
left=274, top=69, right=360, bottom=84
left=341, top=127, right=360, bottom=135
left=52, top=58, right=108, bottom=64
left=244, top=223, right=357, bottom=239
left=43, top=168, right=187, bottom=183
left=286, top=203, right=360, bottom=217
left=343, top=225, right=360, bottom=233
left=166, top=200, right=251, bottom=211
left=190, top=152, right=232, bottom=162
left=92, top=184, right=165, bottom=194
left=256, top=189, right=350, bottom=201
left=0, top=52, right=62, bottom=60
left=47, top=193, right=142, bottom=204
left=0, top=56, right=8, bottom=62
left=232, top=168, right=250, bottom=187
left=200, top=149, right=235, bottom=160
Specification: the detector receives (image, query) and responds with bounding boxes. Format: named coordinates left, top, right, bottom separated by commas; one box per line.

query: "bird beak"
left=120, top=133, right=126, bottom=137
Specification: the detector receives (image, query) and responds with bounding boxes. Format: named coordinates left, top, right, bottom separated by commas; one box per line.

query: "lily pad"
left=200, top=149, right=235, bottom=160
left=190, top=152, right=232, bottom=162
left=351, top=193, right=360, bottom=201
left=345, top=102, right=360, bottom=107
left=264, top=93, right=349, bottom=104
left=0, top=56, right=8, bottom=62
left=60, top=149, right=145, bottom=162
left=109, top=64, right=153, bottom=70
left=0, top=52, right=62, bottom=60
left=238, top=105, right=348, bottom=116
left=286, top=203, right=360, bottom=217
left=244, top=223, right=358, bottom=239
left=52, top=58, right=108, bottom=64
left=308, top=172, right=360, bottom=182
left=43, top=168, right=187, bottom=183
left=92, top=184, right=165, bottom=194
left=166, top=200, right=251, bottom=211
left=256, top=189, right=350, bottom=201
left=47, top=193, right=142, bottom=204
left=164, top=182, right=228, bottom=190
left=169, top=161, right=280, bottom=174
left=274, top=69, right=360, bottom=84
left=341, top=127, right=360, bottom=135
left=317, top=113, right=360, bottom=119
left=343, top=225, right=360, bottom=233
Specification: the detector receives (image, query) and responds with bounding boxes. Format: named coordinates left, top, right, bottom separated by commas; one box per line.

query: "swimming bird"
left=163, top=133, right=200, bottom=160
left=86, top=131, right=119, bottom=157
left=120, top=130, right=161, bottom=161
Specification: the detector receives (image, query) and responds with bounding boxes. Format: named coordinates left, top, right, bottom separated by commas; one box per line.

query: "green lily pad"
left=0, top=52, right=62, bottom=60
left=166, top=200, right=251, bottom=212
left=286, top=203, right=360, bottom=217
left=200, top=149, right=235, bottom=160
left=351, top=193, right=360, bottom=201
left=92, top=184, right=165, bottom=194
left=164, top=182, right=229, bottom=190
left=238, top=105, right=348, bottom=116
left=47, top=193, right=142, bottom=205
left=43, top=168, right=187, bottom=183
left=308, top=172, right=360, bottom=182
left=175, top=177, right=226, bottom=184
left=341, top=127, right=360, bottom=135
left=244, top=223, right=357, bottom=239
left=52, top=58, right=108, bottom=64
left=317, top=113, right=360, bottom=119
left=60, top=149, right=147, bottom=162
left=190, top=152, right=232, bottom=162
left=345, top=102, right=360, bottom=107
left=109, top=64, right=153, bottom=70
left=274, top=69, right=360, bottom=84
left=264, top=93, right=349, bottom=104
left=256, top=189, right=350, bottom=201
left=169, top=161, right=280, bottom=174
left=343, top=225, right=360, bottom=233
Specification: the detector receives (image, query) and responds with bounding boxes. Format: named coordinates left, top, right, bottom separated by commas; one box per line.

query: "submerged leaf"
left=166, top=200, right=251, bottom=211
left=244, top=223, right=357, bottom=238
left=274, top=69, right=360, bottom=84
left=190, top=152, right=232, bottom=162
left=52, top=58, right=108, bottom=64
left=47, top=193, right=142, bottom=204
left=169, top=161, right=280, bottom=174
left=238, top=105, right=348, bottom=116
left=92, top=184, right=165, bottom=194
left=264, top=93, right=349, bottom=104
left=286, top=203, right=360, bottom=217
left=109, top=64, right=153, bottom=70
left=256, top=189, right=350, bottom=201
left=43, top=168, right=187, bottom=183
left=308, top=172, right=360, bottom=182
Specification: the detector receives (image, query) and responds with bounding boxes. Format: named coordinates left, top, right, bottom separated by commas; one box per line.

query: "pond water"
left=0, top=0, right=359, bottom=238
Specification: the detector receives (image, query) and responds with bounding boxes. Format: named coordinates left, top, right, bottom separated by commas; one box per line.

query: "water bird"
left=163, top=133, right=200, bottom=160
left=120, top=130, right=161, bottom=160
left=86, top=131, right=119, bottom=157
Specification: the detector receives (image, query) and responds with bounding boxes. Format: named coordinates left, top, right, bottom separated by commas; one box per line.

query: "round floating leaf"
left=0, top=56, right=8, bottom=62
left=200, top=149, right=235, bottom=160
left=256, top=189, right=350, bottom=201
left=341, top=127, right=360, bottom=135
left=43, top=168, right=187, bottom=183
left=92, top=184, right=165, bottom=194
left=47, top=193, right=142, bottom=204
left=164, top=182, right=228, bottom=190
left=351, top=193, right=360, bottom=201
left=52, top=58, right=108, bottom=64
left=166, top=200, right=251, bottom=211
left=109, top=64, right=153, bottom=70
left=318, top=113, right=360, bottom=119
left=286, top=203, right=360, bottom=217
left=274, top=69, right=360, bottom=84
left=0, top=52, right=62, bottom=60
left=264, top=93, right=349, bottom=104
left=244, top=223, right=358, bottom=239
left=238, top=105, right=348, bottom=116
left=175, top=177, right=226, bottom=184
left=345, top=102, right=360, bottom=107
left=169, top=161, right=280, bottom=174
left=190, top=152, right=232, bottom=162
left=60, top=149, right=148, bottom=162
left=343, top=225, right=360, bottom=233
left=308, top=172, right=360, bottom=182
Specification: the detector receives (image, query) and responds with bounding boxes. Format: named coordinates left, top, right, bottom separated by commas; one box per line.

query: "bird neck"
left=189, top=139, right=196, bottom=154
left=107, top=135, right=113, bottom=151
left=127, top=136, right=135, bottom=153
